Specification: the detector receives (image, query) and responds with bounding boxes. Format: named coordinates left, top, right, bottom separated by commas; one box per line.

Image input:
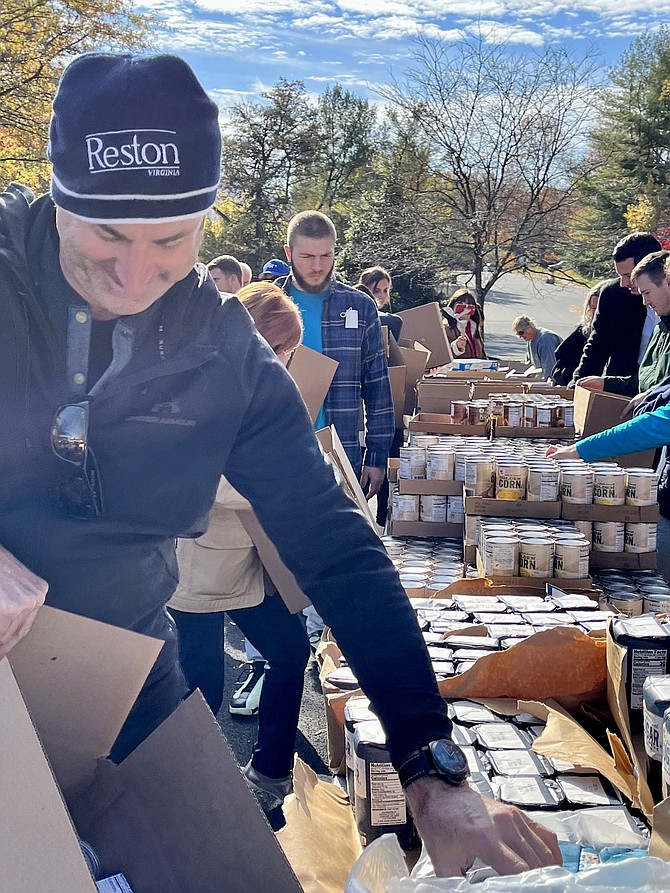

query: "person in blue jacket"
left=0, top=52, right=559, bottom=878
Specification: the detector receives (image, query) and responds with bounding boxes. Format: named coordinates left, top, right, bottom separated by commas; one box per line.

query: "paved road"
left=474, top=271, right=589, bottom=361
left=217, top=270, right=593, bottom=813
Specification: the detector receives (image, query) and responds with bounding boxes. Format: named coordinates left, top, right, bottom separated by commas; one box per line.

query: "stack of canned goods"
left=381, top=536, right=464, bottom=590
left=450, top=394, right=575, bottom=429
left=592, top=570, right=670, bottom=616
left=476, top=518, right=591, bottom=579
left=556, top=459, right=659, bottom=554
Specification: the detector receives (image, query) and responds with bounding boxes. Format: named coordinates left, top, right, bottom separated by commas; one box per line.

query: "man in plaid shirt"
left=279, top=210, right=395, bottom=489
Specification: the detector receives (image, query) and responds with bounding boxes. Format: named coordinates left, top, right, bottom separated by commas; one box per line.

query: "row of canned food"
left=593, top=569, right=670, bottom=615
left=451, top=394, right=575, bottom=429
left=400, top=438, right=658, bottom=506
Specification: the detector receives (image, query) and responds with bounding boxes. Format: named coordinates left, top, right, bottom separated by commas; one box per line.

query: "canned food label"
left=370, top=762, right=406, bottom=826
left=631, top=650, right=669, bottom=710
left=644, top=708, right=664, bottom=760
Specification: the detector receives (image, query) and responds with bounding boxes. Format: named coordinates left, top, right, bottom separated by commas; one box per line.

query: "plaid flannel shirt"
left=281, top=275, right=394, bottom=474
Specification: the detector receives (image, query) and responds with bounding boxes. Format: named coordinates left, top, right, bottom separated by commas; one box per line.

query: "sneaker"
left=229, top=661, right=265, bottom=715
left=243, top=760, right=293, bottom=806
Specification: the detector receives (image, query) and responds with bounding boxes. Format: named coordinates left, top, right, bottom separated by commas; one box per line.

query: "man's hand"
left=0, top=546, right=48, bottom=658
left=404, top=777, right=561, bottom=878
left=546, top=444, right=579, bottom=460
left=575, top=376, right=604, bottom=392
left=360, top=465, right=385, bottom=499
left=619, top=390, right=647, bottom=420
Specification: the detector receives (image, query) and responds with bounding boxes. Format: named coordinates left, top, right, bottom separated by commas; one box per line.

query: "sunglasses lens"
left=52, top=404, right=88, bottom=465
left=51, top=401, right=104, bottom=519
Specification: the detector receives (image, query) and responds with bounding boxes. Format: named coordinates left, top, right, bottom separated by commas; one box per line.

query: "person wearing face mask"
left=168, top=282, right=309, bottom=805
left=443, top=289, right=487, bottom=359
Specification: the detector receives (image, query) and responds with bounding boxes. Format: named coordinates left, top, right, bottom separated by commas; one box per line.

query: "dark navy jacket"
left=0, top=185, right=449, bottom=765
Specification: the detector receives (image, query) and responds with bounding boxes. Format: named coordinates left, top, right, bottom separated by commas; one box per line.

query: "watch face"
left=430, top=739, right=469, bottom=782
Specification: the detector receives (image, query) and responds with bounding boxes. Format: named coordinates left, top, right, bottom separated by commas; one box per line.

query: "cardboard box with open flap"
left=2, top=606, right=304, bottom=893
left=573, top=385, right=656, bottom=468
left=287, top=344, right=338, bottom=424
left=395, top=302, right=453, bottom=368
left=238, top=424, right=379, bottom=614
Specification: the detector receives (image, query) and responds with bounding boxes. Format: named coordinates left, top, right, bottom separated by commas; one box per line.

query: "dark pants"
left=171, top=594, right=310, bottom=778
left=110, top=609, right=188, bottom=764
left=376, top=428, right=404, bottom=526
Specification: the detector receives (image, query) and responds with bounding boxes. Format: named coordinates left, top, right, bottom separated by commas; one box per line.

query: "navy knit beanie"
left=48, top=53, right=221, bottom=223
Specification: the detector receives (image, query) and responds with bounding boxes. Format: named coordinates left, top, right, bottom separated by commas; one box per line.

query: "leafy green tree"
left=0, top=0, right=153, bottom=190
left=572, top=28, right=670, bottom=274
left=219, top=80, right=318, bottom=263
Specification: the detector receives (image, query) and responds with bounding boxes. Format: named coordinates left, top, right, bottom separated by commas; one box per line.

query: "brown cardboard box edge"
left=464, top=496, right=562, bottom=519
left=388, top=520, right=463, bottom=537
left=589, top=551, right=658, bottom=570
left=561, top=502, right=660, bottom=522
left=239, top=424, right=380, bottom=614
left=396, top=302, right=453, bottom=368
left=573, top=385, right=655, bottom=468
left=398, top=479, right=463, bottom=496
left=4, top=606, right=304, bottom=893
left=287, top=344, right=338, bottom=424
left=398, top=341, right=431, bottom=417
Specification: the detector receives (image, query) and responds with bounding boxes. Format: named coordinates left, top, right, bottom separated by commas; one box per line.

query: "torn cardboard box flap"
left=4, top=606, right=304, bottom=893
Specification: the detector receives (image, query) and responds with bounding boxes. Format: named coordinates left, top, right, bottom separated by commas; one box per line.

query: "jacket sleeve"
left=359, top=307, right=395, bottom=467
left=570, top=300, right=611, bottom=384
left=577, top=405, right=670, bottom=461
left=221, top=333, right=451, bottom=767
left=537, top=333, right=561, bottom=379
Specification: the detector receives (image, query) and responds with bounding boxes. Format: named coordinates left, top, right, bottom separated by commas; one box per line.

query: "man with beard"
left=278, top=210, right=395, bottom=652
left=280, top=211, right=394, bottom=495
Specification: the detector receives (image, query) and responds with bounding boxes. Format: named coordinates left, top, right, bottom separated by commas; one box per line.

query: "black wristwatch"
left=397, top=739, right=469, bottom=789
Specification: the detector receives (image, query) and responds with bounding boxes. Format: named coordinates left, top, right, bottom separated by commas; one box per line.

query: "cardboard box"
left=398, top=342, right=431, bottom=416
left=388, top=520, right=463, bottom=538
left=475, top=550, right=593, bottom=589
left=464, top=495, right=562, bottom=519
left=287, top=345, right=338, bottom=424
left=316, top=425, right=377, bottom=529
left=4, top=607, right=303, bottom=893
left=239, top=425, right=380, bottom=614
left=409, top=412, right=490, bottom=437
left=416, top=379, right=471, bottom=413
left=561, top=503, right=660, bottom=523
left=573, top=385, right=656, bottom=468
left=398, top=479, right=463, bottom=496
left=384, top=330, right=407, bottom=428
left=388, top=457, right=399, bottom=482
left=589, top=551, right=658, bottom=570
left=438, top=370, right=509, bottom=380
left=524, top=385, right=575, bottom=398
left=470, top=381, right=528, bottom=399
left=493, top=425, right=575, bottom=439
left=396, top=302, right=453, bottom=367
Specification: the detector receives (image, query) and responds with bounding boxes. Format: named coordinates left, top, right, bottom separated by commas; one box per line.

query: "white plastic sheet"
left=345, top=836, right=670, bottom=893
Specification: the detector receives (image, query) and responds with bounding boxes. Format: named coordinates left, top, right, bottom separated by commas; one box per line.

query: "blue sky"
left=135, top=0, right=669, bottom=113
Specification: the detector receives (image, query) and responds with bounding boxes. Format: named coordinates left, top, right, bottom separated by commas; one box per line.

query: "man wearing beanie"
left=0, top=53, right=558, bottom=879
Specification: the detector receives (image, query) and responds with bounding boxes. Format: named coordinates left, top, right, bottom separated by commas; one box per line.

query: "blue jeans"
left=171, top=595, right=310, bottom=778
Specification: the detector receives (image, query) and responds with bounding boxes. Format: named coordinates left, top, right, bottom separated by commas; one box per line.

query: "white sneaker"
left=229, top=661, right=265, bottom=716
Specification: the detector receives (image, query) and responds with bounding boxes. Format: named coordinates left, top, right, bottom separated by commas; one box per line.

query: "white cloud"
left=195, top=0, right=330, bottom=13
left=468, top=20, right=545, bottom=46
